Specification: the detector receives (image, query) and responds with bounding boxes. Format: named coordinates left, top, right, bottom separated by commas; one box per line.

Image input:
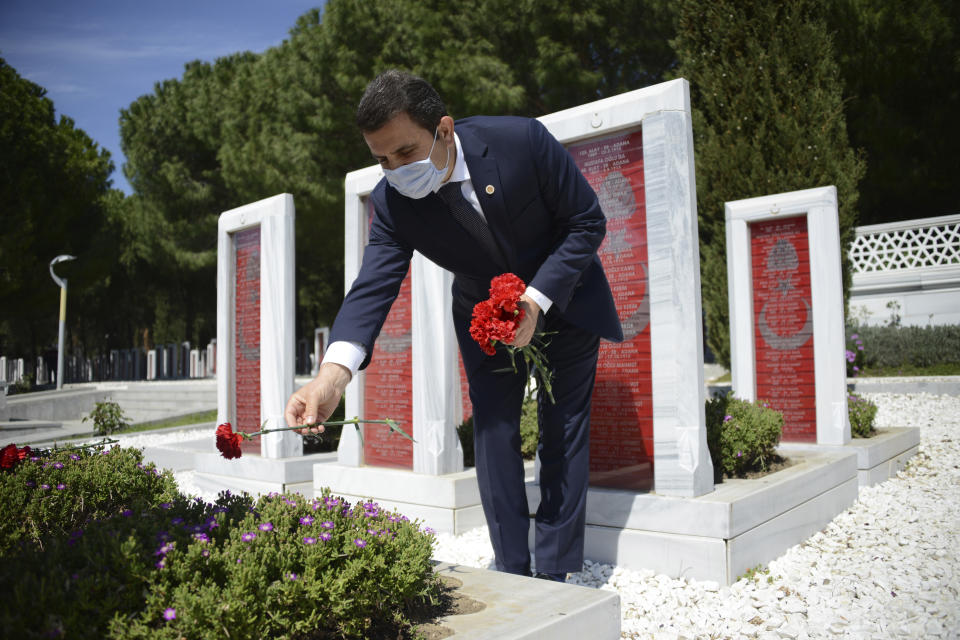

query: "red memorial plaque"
left=568, top=129, right=654, bottom=491
left=362, top=199, right=414, bottom=469
left=751, top=216, right=816, bottom=442
left=234, top=226, right=261, bottom=454
left=458, top=356, right=473, bottom=423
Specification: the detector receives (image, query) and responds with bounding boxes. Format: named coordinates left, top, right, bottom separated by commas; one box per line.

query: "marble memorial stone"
left=217, top=194, right=300, bottom=458
left=726, top=186, right=849, bottom=445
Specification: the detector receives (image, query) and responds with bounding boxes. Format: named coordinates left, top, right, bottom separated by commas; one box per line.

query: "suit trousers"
left=454, top=308, right=600, bottom=575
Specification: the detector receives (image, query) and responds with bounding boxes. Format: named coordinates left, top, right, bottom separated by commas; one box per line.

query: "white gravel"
left=431, top=392, right=960, bottom=639
left=120, top=394, right=960, bottom=639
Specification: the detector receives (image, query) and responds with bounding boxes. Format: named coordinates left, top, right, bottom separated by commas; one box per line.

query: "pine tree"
left=671, top=0, right=865, bottom=367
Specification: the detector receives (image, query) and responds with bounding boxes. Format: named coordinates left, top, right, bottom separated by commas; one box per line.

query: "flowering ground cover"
left=0, top=445, right=440, bottom=639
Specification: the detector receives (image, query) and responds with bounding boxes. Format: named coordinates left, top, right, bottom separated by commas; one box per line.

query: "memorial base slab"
left=430, top=562, right=620, bottom=639
left=526, top=448, right=860, bottom=584
left=142, top=436, right=337, bottom=497
left=778, top=426, right=920, bottom=487
left=312, top=462, right=536, bottom=535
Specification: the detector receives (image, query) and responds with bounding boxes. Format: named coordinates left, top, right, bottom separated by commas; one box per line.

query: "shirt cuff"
left=524, top=286, right=553, bottom=314
left=321, top=341, right=366, bottom=378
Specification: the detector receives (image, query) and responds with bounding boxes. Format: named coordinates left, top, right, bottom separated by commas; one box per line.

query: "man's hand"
left=285, top=363, right=352, bottom=435
left=510, top=294, right=542, bottom=348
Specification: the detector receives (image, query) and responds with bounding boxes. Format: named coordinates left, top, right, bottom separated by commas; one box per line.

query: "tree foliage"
left=116, top=0, right=676, bottom=348
left=671, top=0, right=866, bottom=367
left=827, top=0, right=960, bottom=224
left=0, top=58, right=118, bottom=361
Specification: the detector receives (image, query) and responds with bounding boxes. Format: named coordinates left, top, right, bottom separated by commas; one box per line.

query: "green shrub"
left=848, top=392, right=879, bottom=438
left=83, top=400, right=131, bottom=435
left=519, top=397, right=538, bottom=460
left=705, top=394, right=784, bottom=480
left=848, top=323, right=960, bottom=372
left=457, top=416, right=475, bottom=467
left=0, top=450, right=441, bottom=640
left=0, top=445, right=179, bottom=556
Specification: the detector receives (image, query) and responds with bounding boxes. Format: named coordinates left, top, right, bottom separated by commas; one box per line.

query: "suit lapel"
left=459, top=129, right=517, bottom=273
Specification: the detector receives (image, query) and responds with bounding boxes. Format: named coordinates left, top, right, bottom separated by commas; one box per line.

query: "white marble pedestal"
left=312, top=461, right=536, bottom=535
left=526, top=447, right=860, bottom=584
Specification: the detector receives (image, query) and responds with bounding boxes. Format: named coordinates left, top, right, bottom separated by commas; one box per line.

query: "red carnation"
left=17, top=446, right=30, bottom=461
left=470, top=273, right=527, bottom=355
left=489, top=273, right=526, bottom=313
left=1, top=444, right=19, bottom=470
left=215, top=423, right=244, bottom=459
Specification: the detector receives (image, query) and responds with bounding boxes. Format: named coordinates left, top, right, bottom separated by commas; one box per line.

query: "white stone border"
left=216, top=194, right=299, bottom=458
left=341, top=79, right=711, bottom=495
left=725, top=186, right=850, bottom=445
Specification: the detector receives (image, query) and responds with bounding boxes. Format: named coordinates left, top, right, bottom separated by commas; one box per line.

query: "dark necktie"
left=437, top=181, right=505, bottom=266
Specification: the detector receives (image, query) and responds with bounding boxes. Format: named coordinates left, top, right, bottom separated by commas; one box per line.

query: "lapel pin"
left=485, top=184, right=495, bottom=195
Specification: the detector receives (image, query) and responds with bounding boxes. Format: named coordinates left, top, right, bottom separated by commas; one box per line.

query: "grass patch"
left=858, top=362, right=960, bottom=377
left=127, top=409, right=218, bottom=431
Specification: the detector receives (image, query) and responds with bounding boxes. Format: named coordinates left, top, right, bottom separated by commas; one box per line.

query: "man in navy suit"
left=285, top=70, right=622, bottom=581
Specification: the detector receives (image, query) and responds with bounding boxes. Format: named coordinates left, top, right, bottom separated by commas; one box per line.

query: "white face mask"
left=383, top=127, right=450, bottom=199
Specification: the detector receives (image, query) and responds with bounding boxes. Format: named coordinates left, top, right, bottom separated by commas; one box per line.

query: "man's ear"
left=438, top=115, right=455, bottom=145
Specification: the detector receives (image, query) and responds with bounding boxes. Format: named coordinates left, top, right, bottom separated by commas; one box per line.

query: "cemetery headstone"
left=726, top=186, right=849, bottom=445
left=217, top=193, right=299, bottom=458
left=539, top=79, right=713, bottom=497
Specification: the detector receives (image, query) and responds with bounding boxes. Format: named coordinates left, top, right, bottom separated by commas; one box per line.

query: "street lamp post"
left=49, top=255, right=76, bottom=390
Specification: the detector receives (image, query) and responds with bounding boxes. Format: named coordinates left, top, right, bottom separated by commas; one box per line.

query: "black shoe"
left=533, top=572, right=566, bottom=582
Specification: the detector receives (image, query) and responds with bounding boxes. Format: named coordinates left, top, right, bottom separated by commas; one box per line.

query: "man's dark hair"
left=356, top=69, right=446, bottom=133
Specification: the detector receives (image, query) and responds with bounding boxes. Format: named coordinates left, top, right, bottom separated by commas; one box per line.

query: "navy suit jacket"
left=330, top=115, right=623, bottom=372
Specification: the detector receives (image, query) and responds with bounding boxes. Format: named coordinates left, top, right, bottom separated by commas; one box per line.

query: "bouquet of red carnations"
left=469, top=273, right=554, bottom=402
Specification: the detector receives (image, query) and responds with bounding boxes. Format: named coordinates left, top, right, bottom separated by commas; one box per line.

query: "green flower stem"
left=243, top=418, right=415, bottom=444
left=51, top=438, right=120, bottom=452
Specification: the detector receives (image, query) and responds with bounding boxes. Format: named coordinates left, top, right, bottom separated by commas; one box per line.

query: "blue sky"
left=0, top=0, right=325, bottom=194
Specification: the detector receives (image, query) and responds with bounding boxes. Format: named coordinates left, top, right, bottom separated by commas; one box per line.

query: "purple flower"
left=193, top=533, right=209, bottom=543
left=321, top=521, right=334, bottom=530
left=258, top=522, right=273, bottom=532
left=423, top=527, right=436, bottom=536
left=201, top=549, right=210, bottom=557
left=299, top=516, right=314, bottom=526
left=288, top=573, right=298, bottom=581
left=845, top=350, right=856, bottom=363
left=723, top=415, right=732, bottom=423
left=302, top=536, right=317, bottom=545
left=55, top=483, right=66, bottom=490
left=171, top=517, right=184, bottom=525
left=121, top=509, right=133, bottom=517
left=853, top=366, right=860, bottom=372
left=206, top=517, right=219, bottom=530
left=354, top=538, right=367, bottom=548
left=850, top=333, right=859, bottom=340
left=163, top=608, right=176, bottom=621
left=737, top=451, right=742, bottom=458
left=41, top=484, right=50, bottom=490
left=70, top=455, right=80, bottom=461
left=53, top=462, right=64, bottom=469
left=241, top=532, right=257, bottom=542
left=26, top=481, right=35, bottom=488
left=155, top=559, right=166, bottom=570
left=319, top=531, right=332, bottom=542
left=160, top=502, right=172, bottom=510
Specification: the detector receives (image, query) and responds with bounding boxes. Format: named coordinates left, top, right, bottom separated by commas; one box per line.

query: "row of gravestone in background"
left=0, top=333, right=328, bottom=387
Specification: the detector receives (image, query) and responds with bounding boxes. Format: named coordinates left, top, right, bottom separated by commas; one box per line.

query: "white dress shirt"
left=322, top=131, right=554, bottom=378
